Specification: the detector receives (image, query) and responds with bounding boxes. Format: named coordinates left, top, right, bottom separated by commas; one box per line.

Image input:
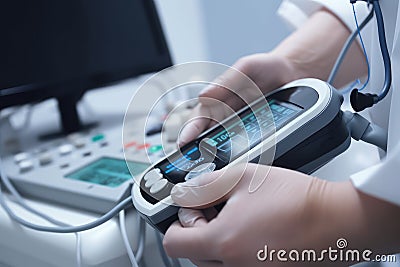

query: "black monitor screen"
left=0, top=0, right=172, bottom=108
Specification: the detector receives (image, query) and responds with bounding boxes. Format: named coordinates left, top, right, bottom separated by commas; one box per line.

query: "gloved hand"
left=178, top=53, right=298, bottom=147
left=163, top=163, right=400, bottom=267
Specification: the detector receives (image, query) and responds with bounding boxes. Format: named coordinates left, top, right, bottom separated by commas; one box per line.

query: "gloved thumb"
left=170, top=166, right=245, bottom=208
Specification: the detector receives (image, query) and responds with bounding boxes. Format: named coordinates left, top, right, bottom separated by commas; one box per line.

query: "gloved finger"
left=199, top=64, right=261, bottom=106
left=199, top=64, right=263, bottom=109
left=199, top=85, right=262, bottom=113
left=163, top=221, right=218, bottom=260
left=177, top=105, right=211, bottom=147
left=170, top=165, right=247, bottom=208
left=178, top=98, right=235, bottom=147
left=199, top=84, right=241, bottom=107
left=178, top=208, right=207, bottom=227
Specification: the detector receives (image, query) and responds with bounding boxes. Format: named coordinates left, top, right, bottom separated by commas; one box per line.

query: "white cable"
left=135, top=216, right=146, bottom=263
left=0, top=151, right=128, bottom=265
left=0, top=159, right=82, bottom=267
left=0, top=180, right=131, bottom=233
left=75, top=233, right=82, bottom=267
left=119, top=210, right=139, bottom=267
left=0, top=187, right=82, bottom=267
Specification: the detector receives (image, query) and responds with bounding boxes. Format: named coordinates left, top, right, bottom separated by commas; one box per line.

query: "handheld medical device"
left=133, top=0, right=392, bottom=235
left=132, top=78, right=352, bottom=233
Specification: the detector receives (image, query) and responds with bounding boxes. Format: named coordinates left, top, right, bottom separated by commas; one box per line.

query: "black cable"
left=350, top=0, right=392, bottom=111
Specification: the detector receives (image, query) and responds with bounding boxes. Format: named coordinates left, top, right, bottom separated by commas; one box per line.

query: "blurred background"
left=155, top=0, right=290, bottom=65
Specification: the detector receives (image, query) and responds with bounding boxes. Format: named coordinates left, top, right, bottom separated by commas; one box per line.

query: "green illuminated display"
left=66, top=157, right=149, bottom=187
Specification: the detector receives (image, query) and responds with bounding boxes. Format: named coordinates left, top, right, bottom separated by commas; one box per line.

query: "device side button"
left=150, top=179, right=168, bottom=194
left=144, top=169, right=163, bottom=188
left=145, top=176, right=162, bottom=188
left=143, top=169, right=162, bottom=181
left=39, top=153, right=53, bottom=166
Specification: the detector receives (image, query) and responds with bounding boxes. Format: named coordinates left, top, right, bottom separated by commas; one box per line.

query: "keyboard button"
left=91, top=134, right=105, bottom=142
left=100, top=141, right=108, bottom=147
left=60, top=163, right=69, bottom=169
left=82, top=151, right=92, bottom=157
left=124, top=141, right=137, bottom=149
left=59, top=144, right=73, bottom=156
left=14, top=152, right=30, bottom=163
left=148, top=145, right=163, bottom=154
left=19, top=160, right=34, bottom=173
left=72, top=139, right=86, bottom=149
left=137, top=143, right=150, bottom=150
left=39, top=153, right=52, bottom=166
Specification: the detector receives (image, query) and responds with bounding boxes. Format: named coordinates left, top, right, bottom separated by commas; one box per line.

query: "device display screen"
left=204, top=99, right=302, bottom=162
left=157, top=142, right=225, bottom=183
left=158, top=99, right=302, bottom=183
left=66, top=157, right=149, bottom=187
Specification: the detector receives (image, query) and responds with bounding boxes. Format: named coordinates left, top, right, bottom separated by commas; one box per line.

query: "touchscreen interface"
left=157, top=99, right=303, bottom=183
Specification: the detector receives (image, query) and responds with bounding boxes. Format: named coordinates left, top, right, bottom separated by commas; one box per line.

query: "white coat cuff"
left=351, top=144, right=400, bottom=207
left=277, top=0, right=369, bottom=33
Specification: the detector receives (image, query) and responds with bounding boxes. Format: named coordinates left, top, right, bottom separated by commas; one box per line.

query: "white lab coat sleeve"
left=277, top=1, right=400, bottom=207
left=351, top=143, right=400, bottom=206
left=277, top=0, right=369, bottom=33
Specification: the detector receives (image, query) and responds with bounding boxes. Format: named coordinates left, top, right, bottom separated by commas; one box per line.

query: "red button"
left=124, top=141, right=137, bottom=148
left=137, top=143, right=151, bottom=150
